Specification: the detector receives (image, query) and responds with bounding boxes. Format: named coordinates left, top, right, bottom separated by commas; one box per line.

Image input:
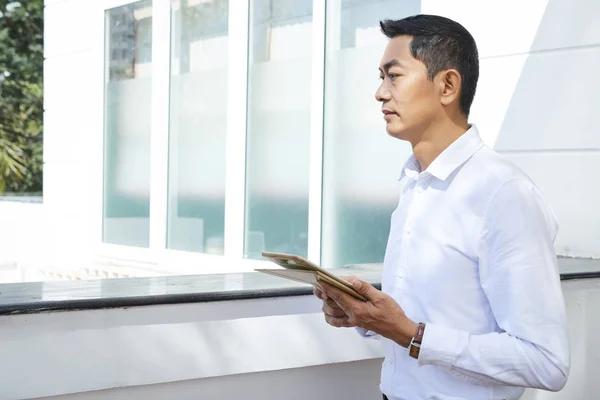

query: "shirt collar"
left=400, top=125, right=484, bottom=182
left=400, top=154, right=421, bottom=181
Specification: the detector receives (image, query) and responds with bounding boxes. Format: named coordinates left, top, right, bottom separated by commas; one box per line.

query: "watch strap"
left=408, top=322, right=425, bottom=359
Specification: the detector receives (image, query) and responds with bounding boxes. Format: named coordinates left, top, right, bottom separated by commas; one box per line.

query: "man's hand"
left=315, top=276, right=418, bottom=348
left=313, top=284, right=355, bottom=328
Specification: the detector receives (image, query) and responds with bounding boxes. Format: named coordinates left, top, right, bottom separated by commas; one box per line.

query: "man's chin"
left=386, top=125, right=410, bottom=140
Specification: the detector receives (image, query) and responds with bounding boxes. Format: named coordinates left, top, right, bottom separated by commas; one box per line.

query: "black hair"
left=380, top=14, right=479, bottom=116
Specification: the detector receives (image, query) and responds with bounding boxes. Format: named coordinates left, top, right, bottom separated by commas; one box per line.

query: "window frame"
left=95, top=0, right=328, bottom=274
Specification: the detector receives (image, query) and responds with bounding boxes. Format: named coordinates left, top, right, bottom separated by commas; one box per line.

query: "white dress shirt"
left=358, top=126, right=570, bottom=400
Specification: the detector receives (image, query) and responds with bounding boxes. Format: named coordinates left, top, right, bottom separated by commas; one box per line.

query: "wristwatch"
left=408, top=322, right=426, bottom=359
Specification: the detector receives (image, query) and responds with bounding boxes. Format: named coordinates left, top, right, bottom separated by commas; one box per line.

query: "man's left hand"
left=316, top=276, right=419, bottom=348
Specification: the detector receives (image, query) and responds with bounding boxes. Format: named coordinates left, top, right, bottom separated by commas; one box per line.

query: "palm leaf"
left=0, top=136, right=27, bottom=179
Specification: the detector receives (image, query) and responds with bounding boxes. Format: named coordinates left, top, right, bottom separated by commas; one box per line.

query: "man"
left=313, top=14, right=570, bottom=400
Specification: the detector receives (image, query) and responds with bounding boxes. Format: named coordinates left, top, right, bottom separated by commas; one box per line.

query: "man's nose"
left=375, top=84, right=391, bottom=102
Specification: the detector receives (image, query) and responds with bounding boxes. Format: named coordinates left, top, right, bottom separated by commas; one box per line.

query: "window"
left=320, top=0, right=418, bottom=268
left=244, top=0, right=313, bottom=259
left=103, top=0, right=153, bottom=247
left=167, top=0, right=229, bottom=254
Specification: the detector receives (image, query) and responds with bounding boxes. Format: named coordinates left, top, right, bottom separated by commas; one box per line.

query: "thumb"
left=345, top=276, right=379, bottom=300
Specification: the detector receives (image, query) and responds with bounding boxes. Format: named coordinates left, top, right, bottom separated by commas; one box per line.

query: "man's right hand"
left=313, top=284, right=355, bottom=328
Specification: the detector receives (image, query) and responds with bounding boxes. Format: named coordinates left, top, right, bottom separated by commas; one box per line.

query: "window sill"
left=0, top=195, right=43, bottom=203
left=0, top=257, right=599, bottom=315
left=0, top=263, right=382, bottom=315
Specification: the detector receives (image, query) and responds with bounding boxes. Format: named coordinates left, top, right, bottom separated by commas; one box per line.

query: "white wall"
left=0, top=278, right=594, bottom=400
left=435, top=0, right=600, bottom=258
left=43, top=0, right=104, bottom=272
left=0, top=201, right=46, bottom=282
left=39, top=360, right=384, bottom=400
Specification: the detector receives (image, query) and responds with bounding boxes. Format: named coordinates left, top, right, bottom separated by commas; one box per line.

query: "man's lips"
left=382, top=109, right=397, bottom=121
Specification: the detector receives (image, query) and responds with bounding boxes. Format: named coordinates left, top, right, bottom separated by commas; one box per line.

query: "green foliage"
left=0, top=0, right=43, bottom=193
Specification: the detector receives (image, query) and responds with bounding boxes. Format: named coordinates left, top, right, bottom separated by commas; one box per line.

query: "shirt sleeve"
left=355, top=327, right=380, bottom=339
left=417, top=179, right=570, bottom=391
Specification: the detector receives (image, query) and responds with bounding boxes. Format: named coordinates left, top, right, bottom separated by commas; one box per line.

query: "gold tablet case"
left=256, top=251, right=367, bottom=302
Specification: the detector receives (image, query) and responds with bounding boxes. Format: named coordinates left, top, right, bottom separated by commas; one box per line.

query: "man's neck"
left=412, top=119, right=470, bottom=171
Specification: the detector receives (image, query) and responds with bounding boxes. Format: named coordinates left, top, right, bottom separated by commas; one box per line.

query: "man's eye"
left=379, top=73, right=401, bottom=80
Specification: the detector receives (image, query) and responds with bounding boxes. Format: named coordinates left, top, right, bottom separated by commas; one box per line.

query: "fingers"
left=316, top=284, right=346, bottom=316
left=324, top=315, right=354, bottom=328
left=316, top=284, right=352, bottom=324
left=323, top=296, right=342, bottom=310
left=316, top=282, right=356, bottom=315
left=322, top=301, right=347, bottom=318
left=315, top=282, right=345, bottom=305
left=316, top=281, right=345, bottom=302
left=344, top=276, right=378, bottom=300
left=313, top=285, right=334, bottom=302
left=313, top=285, right=326, bottom=299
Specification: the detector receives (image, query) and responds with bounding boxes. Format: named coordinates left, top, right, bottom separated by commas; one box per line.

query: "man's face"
left=376, top=35, right=440, bottom=143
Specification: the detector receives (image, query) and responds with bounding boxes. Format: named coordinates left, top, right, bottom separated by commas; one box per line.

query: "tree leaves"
left=0, top=0, right=43, bottom=193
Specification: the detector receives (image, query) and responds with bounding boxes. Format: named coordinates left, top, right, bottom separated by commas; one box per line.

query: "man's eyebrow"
left=378, top=59, right=404, bottom=73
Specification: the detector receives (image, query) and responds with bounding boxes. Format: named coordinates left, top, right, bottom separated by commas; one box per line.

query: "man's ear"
left=438, top=69, right=461, bottom=108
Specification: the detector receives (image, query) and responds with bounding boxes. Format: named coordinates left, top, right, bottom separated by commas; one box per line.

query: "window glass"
left=321, top=0, right=419, bottom=268
left=167, top=0, right=229, bottom=254
left=244, top=0, right=313, bottom=259
left=103, top=0, right=153, bottom=247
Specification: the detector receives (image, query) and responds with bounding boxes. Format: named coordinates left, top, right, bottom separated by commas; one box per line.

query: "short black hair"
left=380, top=14, right=479, bottom=116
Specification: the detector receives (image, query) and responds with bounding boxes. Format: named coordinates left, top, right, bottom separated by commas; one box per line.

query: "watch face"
left=409, top=345, right=420, bottom=359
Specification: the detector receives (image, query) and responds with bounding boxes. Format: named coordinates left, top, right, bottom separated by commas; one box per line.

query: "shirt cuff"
left=418, top=323, right=468, bottom=367
left=355, top=327, right=380, bottom=339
